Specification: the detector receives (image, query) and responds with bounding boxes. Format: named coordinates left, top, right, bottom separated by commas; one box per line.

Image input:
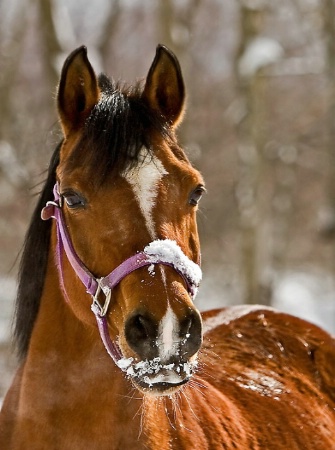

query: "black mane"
left=14, top=144, right=60, bottom=358
left=14, top=75, right=173, bottom=359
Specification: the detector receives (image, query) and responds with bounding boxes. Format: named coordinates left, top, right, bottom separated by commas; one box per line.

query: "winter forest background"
left=1, top=0, right=335, bottom=398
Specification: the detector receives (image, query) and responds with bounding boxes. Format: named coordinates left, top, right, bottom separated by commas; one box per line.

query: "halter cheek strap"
left=41, top=183, right=202, bottom=369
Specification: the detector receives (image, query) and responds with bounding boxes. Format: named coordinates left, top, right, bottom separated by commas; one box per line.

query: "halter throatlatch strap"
left=41, top=182, right=202, bottom=369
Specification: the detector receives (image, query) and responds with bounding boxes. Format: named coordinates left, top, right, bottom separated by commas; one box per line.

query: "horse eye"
left=62, top=191, right=86, bottom=209
left=189, top=186, right=205, bottom=206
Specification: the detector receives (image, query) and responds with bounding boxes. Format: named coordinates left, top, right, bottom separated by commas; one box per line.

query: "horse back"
left=199, top=306, right=335, bottom=449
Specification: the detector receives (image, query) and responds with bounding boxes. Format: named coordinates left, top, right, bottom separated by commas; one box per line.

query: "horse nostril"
left=128, top=314, right=154, bottom=340
left=180, top=316, right=193, bottom=337
left=180, top=312, right=202, bottom=358
left=125, top=313, right=157, bottom=360
left=134, top=315, right=152, bottom=339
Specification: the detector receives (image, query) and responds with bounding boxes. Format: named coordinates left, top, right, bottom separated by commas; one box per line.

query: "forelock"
left=63, top=74, right=172, bottom=186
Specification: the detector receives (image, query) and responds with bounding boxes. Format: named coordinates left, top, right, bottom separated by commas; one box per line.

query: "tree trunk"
left=320, top=0, right=335, bottom=268
left=235, top=4, right=271, bottom=305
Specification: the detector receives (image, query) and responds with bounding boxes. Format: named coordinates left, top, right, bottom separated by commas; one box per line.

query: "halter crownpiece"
left=41, top=183, right=202, bottom=368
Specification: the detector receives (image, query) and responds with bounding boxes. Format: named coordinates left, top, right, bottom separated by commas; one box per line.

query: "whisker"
left=187, top=382, right=206, bottom=399
left=163, top=397, right=176, bottom=430
left=195, top=363, right=219, bottom=382
left=175, top=391, right=193, bottom=433
left=120, top=385, right=142, bottom=403
left=182, top=389, right=199, bottom=422
left=170, top=393, right=179, bottom=424
left=138, top=395, right=151, bottom=439
left=200, top=348, right=221, bottom=361
left=190, top=376, right=207, bottom=389
left=133, top=400, right=144, bottom=422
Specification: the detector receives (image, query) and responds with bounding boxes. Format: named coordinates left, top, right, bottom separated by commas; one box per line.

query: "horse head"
left=52, top=45, right=205, bottom=395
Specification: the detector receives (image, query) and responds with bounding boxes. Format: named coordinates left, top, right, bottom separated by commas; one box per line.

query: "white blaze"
left=157, top=305, right=179, bottom=361
left=124, top=149, right=179, bottom=351
left=122, top=148, right=168, bottom=239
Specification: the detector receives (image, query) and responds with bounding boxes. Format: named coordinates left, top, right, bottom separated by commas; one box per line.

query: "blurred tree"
left=234, top=1, right=282, bottom=305
left=320, top=0, right=335, bottom=255
left=0, top=1, right=28, bottom=187
left=96, top=0, right=121, bottom=64
left=38, top=0, right=62, bottom=87
left=235, top=2, right=269, bottom=305
left=156, top=0, right=201, bottom=56
left=156, top=0, right=202, bottom=145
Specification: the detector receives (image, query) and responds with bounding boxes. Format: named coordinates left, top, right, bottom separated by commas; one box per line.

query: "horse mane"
left=14, top=74, right=174, bottom=359
left=14, top=144, right=60, bottom=359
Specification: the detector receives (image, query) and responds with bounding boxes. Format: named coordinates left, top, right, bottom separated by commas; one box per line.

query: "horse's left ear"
left=142, top=45, right=185, bottom=128
left=57, top=46, right=99, bottom=136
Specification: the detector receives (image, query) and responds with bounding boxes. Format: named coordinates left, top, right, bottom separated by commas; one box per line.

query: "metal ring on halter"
left=46, top=200, right=60, bottom=208
left=91, top=279, right=112, bottom=317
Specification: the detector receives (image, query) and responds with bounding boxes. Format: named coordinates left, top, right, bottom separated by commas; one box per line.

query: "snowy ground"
left=1, top=269, right=334, bottom=403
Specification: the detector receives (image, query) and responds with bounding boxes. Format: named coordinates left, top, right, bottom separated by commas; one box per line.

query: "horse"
left=1, top=45, right=335, bottom=449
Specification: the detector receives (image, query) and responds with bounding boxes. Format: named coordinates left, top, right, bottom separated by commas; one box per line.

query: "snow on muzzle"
left=116, top=356, right=198, bottom=392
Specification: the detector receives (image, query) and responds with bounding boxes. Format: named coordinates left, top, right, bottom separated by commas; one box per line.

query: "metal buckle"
left=91, top=279, right=112, bottom=317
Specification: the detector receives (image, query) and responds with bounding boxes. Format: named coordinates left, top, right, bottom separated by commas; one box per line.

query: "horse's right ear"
left=57, top=46, right=99, bottom=137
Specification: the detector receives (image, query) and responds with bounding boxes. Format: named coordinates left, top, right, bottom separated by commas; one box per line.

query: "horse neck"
left=20, top=257, right=196, bottom=448
left=18, top=230, right=153, bottom=446
left=18, top=229, right=243, bottom=448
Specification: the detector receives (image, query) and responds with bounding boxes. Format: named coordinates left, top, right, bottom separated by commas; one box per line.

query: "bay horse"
left=1, top=45, right=335, bottom=449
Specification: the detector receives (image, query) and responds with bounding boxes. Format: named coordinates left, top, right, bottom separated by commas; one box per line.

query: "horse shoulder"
left=0, top=362, right=25, bottom=448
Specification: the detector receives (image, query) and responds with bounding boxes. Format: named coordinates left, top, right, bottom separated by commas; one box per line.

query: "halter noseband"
left=41, top=183, right=202, bottom=369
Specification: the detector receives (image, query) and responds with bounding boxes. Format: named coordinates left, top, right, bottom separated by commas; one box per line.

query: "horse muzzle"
left=117, top=354, right=199, bottom=396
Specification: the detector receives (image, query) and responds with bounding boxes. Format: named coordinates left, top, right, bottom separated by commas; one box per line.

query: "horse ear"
left=143, top=45, right=185, bottom=128
left=57, top=46, right=99, bottom=136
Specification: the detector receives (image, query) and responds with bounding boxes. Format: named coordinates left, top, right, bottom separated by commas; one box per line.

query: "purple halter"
left=41, top=183, right=202, bottom=369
